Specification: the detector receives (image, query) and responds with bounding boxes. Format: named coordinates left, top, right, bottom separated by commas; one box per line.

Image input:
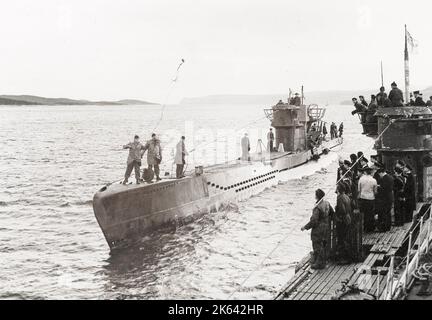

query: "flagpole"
left=380, top=61, right=384, bottom=88
left=404, top=24, right=410, bottom=103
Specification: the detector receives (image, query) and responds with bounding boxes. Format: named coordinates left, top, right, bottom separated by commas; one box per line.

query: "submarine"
left=93, top=99, right=343, bottom=250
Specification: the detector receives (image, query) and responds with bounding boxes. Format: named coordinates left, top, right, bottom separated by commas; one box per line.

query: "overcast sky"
left=1, top=0, right=431, bottom=103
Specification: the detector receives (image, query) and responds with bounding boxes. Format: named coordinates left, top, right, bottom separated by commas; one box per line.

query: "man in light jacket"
left=174, top=136, right=188, bottom=179
left=142, top=133, right=163, bottom=182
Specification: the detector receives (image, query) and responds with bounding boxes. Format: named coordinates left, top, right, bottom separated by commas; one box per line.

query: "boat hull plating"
left=93, top=138, right=342, bottom=249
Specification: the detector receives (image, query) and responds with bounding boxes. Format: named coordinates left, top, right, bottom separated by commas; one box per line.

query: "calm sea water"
left=0, top=103, right=372, bottom=299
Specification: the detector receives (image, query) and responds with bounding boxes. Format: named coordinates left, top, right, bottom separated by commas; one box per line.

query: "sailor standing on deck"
left=388, top=82, right=404, bottom=107
left=338, top=123, right=344, bottom=138
left=351, top=98, right=367, bottom=133
left=335, top=184, right=352, bottom=264
left=376, top=168, right=394, bottom=232
left=402, top=164, right=416, bottom=223
left=358, top=167, right=377, bottom=232
left=322, top=123, right=328, bottom=140
left=413, top=91, right=427, bottom=106
left=393, top=167, right=406, bottom=226
left=293, top=93, right=301, bottom=106
left=376, top=87, right=388, bottom=107
left=241, top=133, right=251, bottom=161
left=123, top=135, right=146, bottom=185
left=359, top=96, right=368, bottom=108
left=174, top=136, right=188, bottom=179
left=142, top=133, right=163, bottom=182
left=267, top=128, right=275, bottom=152
left=330, top=122, right=337, bottom=140
left=301, top=189, right=334, bottom=270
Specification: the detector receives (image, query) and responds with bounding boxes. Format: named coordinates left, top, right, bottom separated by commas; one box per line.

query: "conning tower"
left=264, top=102, right=326, bottom=152
left=375, top=106, right=432, bottom=201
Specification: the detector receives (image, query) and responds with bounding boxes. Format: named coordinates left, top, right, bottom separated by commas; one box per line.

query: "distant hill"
left=180, top=91, right=374, bottom=106
left=0, top=95, right=158, bottom=106
left=181, top=87, right=432, bottom=106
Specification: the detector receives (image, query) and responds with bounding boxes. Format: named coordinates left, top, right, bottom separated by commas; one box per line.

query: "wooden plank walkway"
left=277, top=222, right=412, bottom=300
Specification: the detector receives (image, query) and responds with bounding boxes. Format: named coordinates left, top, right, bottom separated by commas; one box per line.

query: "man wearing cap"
left=413, top=91, right=427, bottom=106
left=334, top=184, right=352, bottom=265
left=301, top=189, right=334, bottom=269
left=293, top=93, right=301, bottom=106
left=351, top=98, right=368, bottom=133
left=402, top=164, right=416, bottom=223
left=123, top=135, right=146, bottom=185
left=376, top=168, right=394, bottom=232
left=376, top=87, right=388, bottom=107
left=393, top=167, right=406, bottom=226
left=330, top=122, right=337, bottom=139
left=358, top=167, right=378, bottom=232
left=359, top=96, right=368, bottom=107
left=388, top=82, right=404, bottom=107
left=368, top=95, right=378, bottom=112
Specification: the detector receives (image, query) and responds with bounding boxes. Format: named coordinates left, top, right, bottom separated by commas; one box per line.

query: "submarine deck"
left=275, top=222, right=414, bottom=300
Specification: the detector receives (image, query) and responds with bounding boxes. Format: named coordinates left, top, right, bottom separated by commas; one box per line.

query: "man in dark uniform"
left=322, top=123, right=328, bottom=140
left=409, top=93, right=415, bottom=106
left=338, top=122, right=344, bottom=137
left=359, top=157, right=369, bottom=170
left=293, top=93, right=301, bottom=106
left=388, top=82, right=404, bottom=107
left=402, top=164, right=416, bottom=223
left=413, top=91, right=427, bottom=106
left=359, top=96, right=368, bottom=107
left=376, top=86, right=388, bottom=107
left=301, top=189, right=334, bottom=269
left=368, top=95, right=378, bottom=112
left=330, top=122, right=337, bottom=139
left=335, top=184, right=352, bottom=264
left=393, top=167, right=406, bottom=226
left=351, top=98, right=368, bottom=133
left=267, top=128, right=275, bottom=152
left=377, top=168, right=394, bottom=232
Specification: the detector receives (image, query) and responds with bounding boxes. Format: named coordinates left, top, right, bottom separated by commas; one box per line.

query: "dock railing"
left=383, top=204, right=432, bottom=300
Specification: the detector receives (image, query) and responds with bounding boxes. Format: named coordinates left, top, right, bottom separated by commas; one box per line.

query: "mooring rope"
left=152, top=58, right=185, bottom=133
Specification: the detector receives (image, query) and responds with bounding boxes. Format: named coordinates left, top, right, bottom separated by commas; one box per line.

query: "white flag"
left=406, top=30, right=419, bottom=53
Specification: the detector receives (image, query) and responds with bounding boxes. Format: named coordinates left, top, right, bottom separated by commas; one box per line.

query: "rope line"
left=152, top=59, right=185, bottom=133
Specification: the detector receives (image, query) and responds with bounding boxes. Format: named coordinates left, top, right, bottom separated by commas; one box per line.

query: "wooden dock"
left=275, top=223, right=413, bottom=300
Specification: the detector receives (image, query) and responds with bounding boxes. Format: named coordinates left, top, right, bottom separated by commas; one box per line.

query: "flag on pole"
left=406, top=29, right=419, bottom=53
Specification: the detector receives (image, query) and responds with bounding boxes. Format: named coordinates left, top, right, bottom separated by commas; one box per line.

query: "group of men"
left=302, top=152, right=416, bottom=269
left=352, top=82, right=432, bottom=123
left=122, top=134, right=188, bottom=184
left=327, top=122, right=343, bottom=139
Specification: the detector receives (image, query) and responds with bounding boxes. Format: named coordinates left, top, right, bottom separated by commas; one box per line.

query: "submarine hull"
left=94, top=138, right=342, bottom=249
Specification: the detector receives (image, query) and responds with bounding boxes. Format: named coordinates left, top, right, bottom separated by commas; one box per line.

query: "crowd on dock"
left=302, top=152, right=416, bottom=270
